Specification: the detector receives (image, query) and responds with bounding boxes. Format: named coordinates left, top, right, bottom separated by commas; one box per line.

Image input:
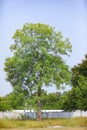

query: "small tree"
left=4, top=23, right=72, bottom=120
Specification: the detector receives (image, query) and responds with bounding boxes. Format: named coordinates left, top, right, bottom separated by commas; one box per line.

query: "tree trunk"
left=37, top=87, right=42, bottom=120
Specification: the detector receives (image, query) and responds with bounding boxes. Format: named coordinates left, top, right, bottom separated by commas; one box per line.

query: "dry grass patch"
left=0, top=127, right=87, bottom=130
left=0, top=117, right=87, bottom=128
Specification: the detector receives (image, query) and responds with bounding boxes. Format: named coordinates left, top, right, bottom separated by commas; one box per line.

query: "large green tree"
left=4, top=23, right=72, bottom=120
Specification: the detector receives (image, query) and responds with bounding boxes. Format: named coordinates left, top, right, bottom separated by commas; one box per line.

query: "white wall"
left=0, top=110, right=87, bottom=119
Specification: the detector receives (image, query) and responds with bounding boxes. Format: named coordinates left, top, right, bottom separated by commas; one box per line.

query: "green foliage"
left=42, top=91, right=61, bottom=109
left=7, top=92, right=26, bottom=109
left=61, top=54, right=87, bottom=111
left=61, top=76, right=87, bottom=111
left=4, top=23, right=72, bottom=119
left=0, top=91, right=62, bottom=110
left=26, top=91, right=62, bottom=110
left=71, top=54, right=87, bottom=87
left=0, top=92, right=27, bottom=111
left=0, top=97, right=11, bottom=111
left=4, top=23, right=72, bottom=93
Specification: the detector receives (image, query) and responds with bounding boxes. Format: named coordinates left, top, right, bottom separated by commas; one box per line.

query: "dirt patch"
left=48, top=126, right=87, bottom=130
left=48, top=125, right=63, bottom=128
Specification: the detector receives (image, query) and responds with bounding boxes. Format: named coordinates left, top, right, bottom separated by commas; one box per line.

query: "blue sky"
left=0, top=0, right=87, bottom=96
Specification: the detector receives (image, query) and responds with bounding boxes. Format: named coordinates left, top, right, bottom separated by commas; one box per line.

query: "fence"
left=0, top=110, right=87, bottom=119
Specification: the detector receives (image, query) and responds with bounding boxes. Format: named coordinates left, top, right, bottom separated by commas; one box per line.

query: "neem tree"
left=4, top=23, right=72, bottom=120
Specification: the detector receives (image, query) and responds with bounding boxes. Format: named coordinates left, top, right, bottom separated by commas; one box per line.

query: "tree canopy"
left=4, top=23, right=72, bottom=120
left=71, top=54, right=87, bottom=87
left=61, top=54, right=87, bottom=111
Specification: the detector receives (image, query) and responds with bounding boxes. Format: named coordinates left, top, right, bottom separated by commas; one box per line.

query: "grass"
left=0, top=127, right=87, bottom=130
left=0, top=117, right=87, bottom=129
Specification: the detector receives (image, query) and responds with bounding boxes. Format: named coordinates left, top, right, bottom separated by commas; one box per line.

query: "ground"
left=0, top=127, right=87, bottom=130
